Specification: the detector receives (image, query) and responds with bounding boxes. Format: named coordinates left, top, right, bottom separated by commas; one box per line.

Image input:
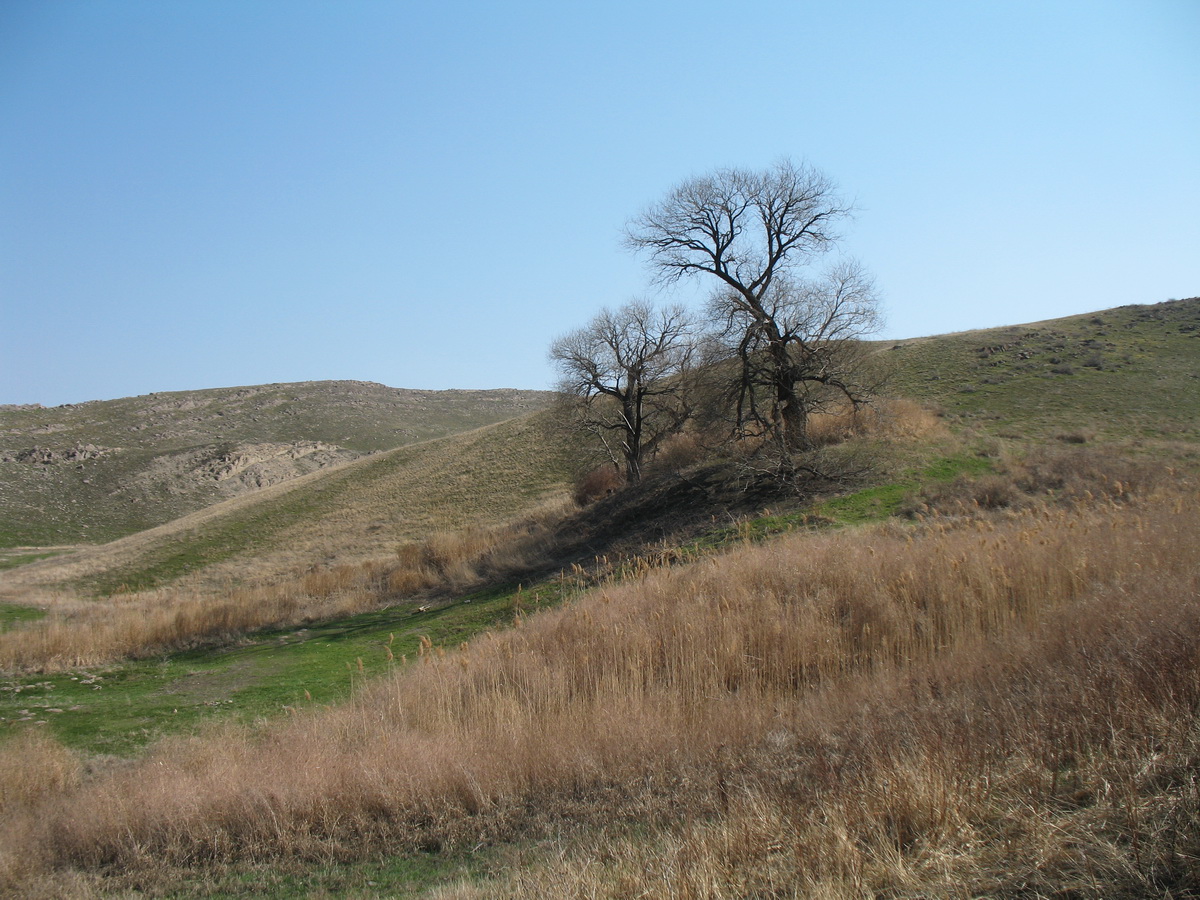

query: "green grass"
left=0, top=550, right=63, bottom=572
left=809, top=452, right=990, bottom=525
left=77, top=414, right=577, bottom=597
left=682, top=451, right=997, bottom=546
left=882, top=299, right=1200, bottom=443
left=0, top=578, right=568, bottom=757
left=81, top=493, right=327, bottom=596
left=0, top=601, right=46, bottom=631
left=0, top=383, right=554, bottom=548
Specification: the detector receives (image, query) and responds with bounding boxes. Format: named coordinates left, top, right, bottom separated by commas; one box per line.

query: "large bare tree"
left=625, top=159, right=881, bottom=453
left=550, top=299, right=698, bottom=483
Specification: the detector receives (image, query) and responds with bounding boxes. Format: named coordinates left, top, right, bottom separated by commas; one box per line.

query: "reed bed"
left=1, top=485, right=1196, bottom=896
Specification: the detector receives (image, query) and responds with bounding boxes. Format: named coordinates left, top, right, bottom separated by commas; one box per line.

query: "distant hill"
left=882, top=297, right=1200, bottom=444
left=2, top=297, right=1196, bottom=592
left=1, top=411, right=578, bottom=600
left=0, top=381, right=553, bottom=547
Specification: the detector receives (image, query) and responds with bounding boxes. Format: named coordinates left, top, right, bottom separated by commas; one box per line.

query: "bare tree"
left=550, top=299, right=698, bottom=483
left=625, top=159, right=881, bottom=454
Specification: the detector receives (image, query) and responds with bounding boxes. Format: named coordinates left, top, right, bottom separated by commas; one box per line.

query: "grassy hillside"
left=883, top=297, right=1200, bottom=445
left=0, top=297, right=1196, bottom=897
left=0, top=381, right=552, bottom=547
left=1, top=411, right=578, bottom=602
left=2, top=472, right=1195, bottom=898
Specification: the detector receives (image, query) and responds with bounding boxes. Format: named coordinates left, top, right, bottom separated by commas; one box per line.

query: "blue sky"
left=2, top=0, right=1197, bottom=406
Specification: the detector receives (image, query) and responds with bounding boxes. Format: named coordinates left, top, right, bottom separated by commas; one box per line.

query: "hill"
left=0, top=297, right=1198, bottom=897
left=0, top=381, right=553, bottom=547
left=882, top=296, right=1200, bottom=445
left=4, top=298, right=1198, bottom=603
left=0, top=410, right=578, bottom=602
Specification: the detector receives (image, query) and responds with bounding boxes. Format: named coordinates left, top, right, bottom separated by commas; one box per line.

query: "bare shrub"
left=419, top=529, right=498, bottom=586
left=861, top=397, right=945, bottom=440
left=1054, top=429, right=1091, bottom=443
left=573, top=465, right=624, bottom=505
left=806, top=409, right=860, bottom=447
left=386, top=563, right=436, bottom=597
left=644, top=431, right=706, bottom=474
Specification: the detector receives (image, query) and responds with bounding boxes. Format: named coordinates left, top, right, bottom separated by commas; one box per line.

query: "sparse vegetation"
left=0, top=400, right=933, bottom=674
left=881, top=297, right=1200, bottom=446
left=0, top=382, right=553, bottom=547
left=0, top=413, right=578, bottom=605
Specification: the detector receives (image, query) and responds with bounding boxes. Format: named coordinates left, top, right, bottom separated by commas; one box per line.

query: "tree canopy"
left=626, top=159, right=881, bottom=453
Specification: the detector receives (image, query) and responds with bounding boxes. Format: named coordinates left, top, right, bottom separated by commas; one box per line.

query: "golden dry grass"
left=0, top=479, right=1195, bottom=896
left=807, top=396, right=944, bottom=447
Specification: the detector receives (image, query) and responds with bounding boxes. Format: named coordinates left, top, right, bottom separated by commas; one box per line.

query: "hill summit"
left=0, top=381, right=553, bottom=546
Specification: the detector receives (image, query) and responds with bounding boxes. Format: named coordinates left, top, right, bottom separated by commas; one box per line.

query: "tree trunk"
left=769, top=342, right=809, bottom=453
left=622, top=396, right=643, bottom=483
left=774, top=381, right=808, bottom=452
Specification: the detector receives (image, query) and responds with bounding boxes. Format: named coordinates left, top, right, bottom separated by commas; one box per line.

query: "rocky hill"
left=0, top=381, right=553, bottom=546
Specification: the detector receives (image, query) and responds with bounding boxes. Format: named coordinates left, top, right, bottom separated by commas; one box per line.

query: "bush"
left=645, top=432, right=707, bottom=475
left=573, top=466, right=624, bottom=505
left=1054, top=430, right=1091, bottom=444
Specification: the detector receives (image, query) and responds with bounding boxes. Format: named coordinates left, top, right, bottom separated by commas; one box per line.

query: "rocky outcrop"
left=3, top=444, right=115, bottom=464
left=130, top=441, right=362, bottom=497
left=0, top=381, right=554, bottom=545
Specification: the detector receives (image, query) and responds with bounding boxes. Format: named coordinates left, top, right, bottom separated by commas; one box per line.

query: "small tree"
left=550, top=299, right=698, bottom=483
left=626, top=159, right=881, bottom=454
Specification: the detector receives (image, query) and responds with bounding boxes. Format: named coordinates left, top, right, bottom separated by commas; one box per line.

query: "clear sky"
left=2, top=0, right=1197, bottom=406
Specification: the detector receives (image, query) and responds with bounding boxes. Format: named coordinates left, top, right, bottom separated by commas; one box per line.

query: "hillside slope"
left=1, top=297, right=1198, bottom=898
left=882, top=297, right=1200, bottom=444
left=5, top=297, right=1197, bottom=602
left=0, top=381, right=552, bottom=546
left=1, top=411, right=577, bottom=601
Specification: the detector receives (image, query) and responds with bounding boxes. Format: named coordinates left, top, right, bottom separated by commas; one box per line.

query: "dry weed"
left=0, top=497, right=578, bottom=673
left=1, top=483, right=1196, bottom=897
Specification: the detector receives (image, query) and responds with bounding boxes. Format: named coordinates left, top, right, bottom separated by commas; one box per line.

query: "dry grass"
left=807, top=396, right=944, bottom=447
left=0, top=400, right=936, bottom=673
left=0, top=731, right=80, bottom=814
left=0, top=576, right=380, bottom=671
left=0, top=478, right=1196, bottom=896
left=908, top=443, right=1170, bottom=518
left=0, top=498, right=575, bottom=672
